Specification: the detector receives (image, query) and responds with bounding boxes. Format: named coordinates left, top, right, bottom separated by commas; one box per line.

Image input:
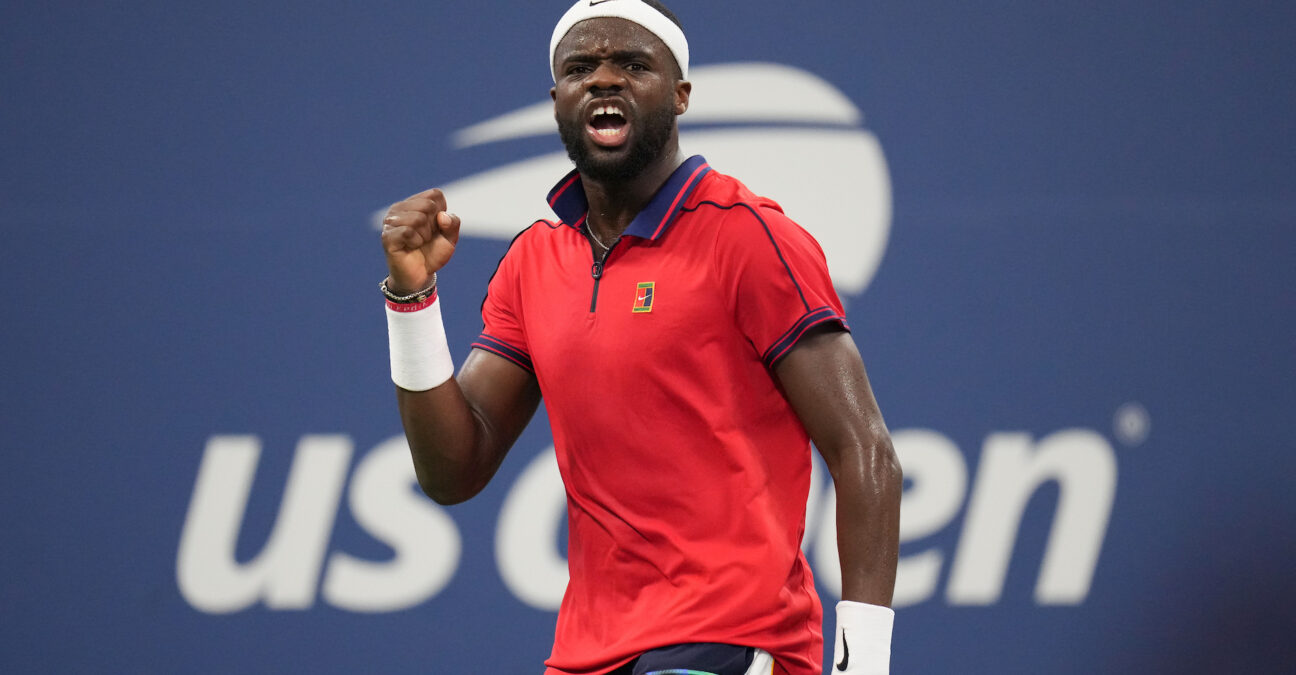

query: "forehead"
left=553, top=17, right=672, bottom=62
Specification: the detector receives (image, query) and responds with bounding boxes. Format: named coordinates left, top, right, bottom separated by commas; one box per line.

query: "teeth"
left=592, top=105, right=624, bottom=118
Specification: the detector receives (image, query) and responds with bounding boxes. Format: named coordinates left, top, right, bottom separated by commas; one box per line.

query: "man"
left=379, top=1, right=901, bottom=673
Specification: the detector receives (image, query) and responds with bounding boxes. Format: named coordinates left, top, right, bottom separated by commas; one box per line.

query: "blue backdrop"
left=3, top=1, right=1294, bottom=672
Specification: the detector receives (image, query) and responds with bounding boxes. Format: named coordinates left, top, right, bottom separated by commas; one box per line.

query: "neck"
left=582, top=146, right=685, bottom=241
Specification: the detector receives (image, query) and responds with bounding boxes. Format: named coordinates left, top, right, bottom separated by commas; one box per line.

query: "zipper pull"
left=591, top=260, right=604, bottom=279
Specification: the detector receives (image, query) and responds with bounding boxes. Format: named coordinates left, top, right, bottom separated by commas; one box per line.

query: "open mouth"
left=587, top=105, right=629, bottom=146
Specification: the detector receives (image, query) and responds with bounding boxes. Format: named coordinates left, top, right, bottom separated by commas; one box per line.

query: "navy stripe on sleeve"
left=761, top=306, right=850, bottom=368
left=472, top=334, right=534, bottom=373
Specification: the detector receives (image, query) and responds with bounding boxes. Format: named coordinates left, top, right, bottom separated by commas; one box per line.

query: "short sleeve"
left=715, top=203, right=849, bottom=368
left=473, top=232, right=535, bottom=373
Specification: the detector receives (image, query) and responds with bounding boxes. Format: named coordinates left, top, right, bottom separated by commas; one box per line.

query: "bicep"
left=457, top=347, right=543, bottom=457
left=397, top=347, right=541, bottom=504
left=773, top=326, right=888, bottom=471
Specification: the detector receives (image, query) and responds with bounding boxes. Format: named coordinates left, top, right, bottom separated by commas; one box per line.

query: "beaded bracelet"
left=380, top=273, right=437, bottom=304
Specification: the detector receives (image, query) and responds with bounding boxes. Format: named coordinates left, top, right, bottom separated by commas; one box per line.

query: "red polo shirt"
left=474, top=156, right=847, bottom=675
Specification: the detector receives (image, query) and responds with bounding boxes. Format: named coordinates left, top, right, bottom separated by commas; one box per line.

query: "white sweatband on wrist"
left=386, top=296, right=455, bottom=391
left=549, top=0, right=690, bottom=82
left=832, top=600, right=895, bottom=674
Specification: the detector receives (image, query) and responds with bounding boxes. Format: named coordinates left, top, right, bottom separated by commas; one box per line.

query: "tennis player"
left=380, top=1, right=900, bottom=673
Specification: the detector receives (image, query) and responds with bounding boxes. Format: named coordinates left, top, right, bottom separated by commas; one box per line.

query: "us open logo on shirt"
left=375, top=63, right=893, bottom=299
left=632, top=282, right=655, bottom=313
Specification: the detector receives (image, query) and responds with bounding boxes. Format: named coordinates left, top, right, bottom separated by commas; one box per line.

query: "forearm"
left=831, top=436, right=902, bottom=606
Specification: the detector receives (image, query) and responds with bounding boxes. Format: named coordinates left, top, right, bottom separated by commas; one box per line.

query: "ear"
left=550, top=86, right=557, bottom=102
left=674, top=80, right=692, bottom=116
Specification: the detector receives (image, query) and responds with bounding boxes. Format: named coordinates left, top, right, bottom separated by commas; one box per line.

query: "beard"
left=558, top=100, right=676, bottom=184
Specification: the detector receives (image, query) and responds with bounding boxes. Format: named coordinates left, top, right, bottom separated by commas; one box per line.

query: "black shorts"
left=609, top=643, right=755, bottom=675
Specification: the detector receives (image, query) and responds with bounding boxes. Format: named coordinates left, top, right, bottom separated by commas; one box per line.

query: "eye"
left=625, top=62, right=648, bottom=72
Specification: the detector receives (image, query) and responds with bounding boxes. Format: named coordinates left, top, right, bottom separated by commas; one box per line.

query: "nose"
left=585, top=61, right=625, bottom=93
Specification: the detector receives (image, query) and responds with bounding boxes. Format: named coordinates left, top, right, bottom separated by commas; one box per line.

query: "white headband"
left=549, top=0, right=690, bottom=83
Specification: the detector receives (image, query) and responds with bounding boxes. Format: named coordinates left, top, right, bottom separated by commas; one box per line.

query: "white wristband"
left=386, top=296, right=455, bottom=391
left=832, top=600, right=894, bottom=674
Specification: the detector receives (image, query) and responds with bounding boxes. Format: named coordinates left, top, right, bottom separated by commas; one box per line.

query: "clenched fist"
left=381, top=188, right=461, bottom=294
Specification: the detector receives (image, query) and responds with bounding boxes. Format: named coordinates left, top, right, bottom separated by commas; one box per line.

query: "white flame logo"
left=377, top=62, right=892, bottom=296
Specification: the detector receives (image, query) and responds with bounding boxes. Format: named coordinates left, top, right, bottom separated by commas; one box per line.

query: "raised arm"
left=381, top=189, right=542, bottom=505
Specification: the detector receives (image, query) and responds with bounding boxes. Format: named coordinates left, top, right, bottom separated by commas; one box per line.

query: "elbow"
left=876, top=435, right=903, bottom=493
left=827, top=433, right=903, bottom=496
left=414, top=468, right=483, bottom=506
left=422, top=484, right=471, bottom=506
left=405, top=438, right=494, bottom=506
left=865, top=434, right=904, bottom=505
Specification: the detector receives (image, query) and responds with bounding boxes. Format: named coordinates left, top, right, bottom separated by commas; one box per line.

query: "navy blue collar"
left=546, top=155, right=712, bottom=241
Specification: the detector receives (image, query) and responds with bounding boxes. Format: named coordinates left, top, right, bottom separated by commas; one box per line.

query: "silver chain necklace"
left=587, top=225, right=612, bottom=252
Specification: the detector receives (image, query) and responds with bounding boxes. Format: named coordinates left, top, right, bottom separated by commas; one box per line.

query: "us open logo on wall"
left=375, top=62, right=893, bottom=299
left=195, top=66, right=1117, bottom=617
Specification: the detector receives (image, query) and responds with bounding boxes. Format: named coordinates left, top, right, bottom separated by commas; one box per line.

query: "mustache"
left=557, top=101, right=677, bottom=183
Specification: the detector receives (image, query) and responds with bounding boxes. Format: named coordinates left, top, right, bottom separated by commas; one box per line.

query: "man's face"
left=551, top=18, right=689, bottom=183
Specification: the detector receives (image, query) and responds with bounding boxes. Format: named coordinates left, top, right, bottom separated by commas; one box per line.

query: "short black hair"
left=641, top=0, right=682, bottom=31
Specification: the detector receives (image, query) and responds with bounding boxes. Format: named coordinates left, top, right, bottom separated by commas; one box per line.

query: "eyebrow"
left=559, top=47, right=657, bottom=65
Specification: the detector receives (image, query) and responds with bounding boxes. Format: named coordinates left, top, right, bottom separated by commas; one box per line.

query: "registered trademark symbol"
left=1113, top=402, right=1151, bottom=447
